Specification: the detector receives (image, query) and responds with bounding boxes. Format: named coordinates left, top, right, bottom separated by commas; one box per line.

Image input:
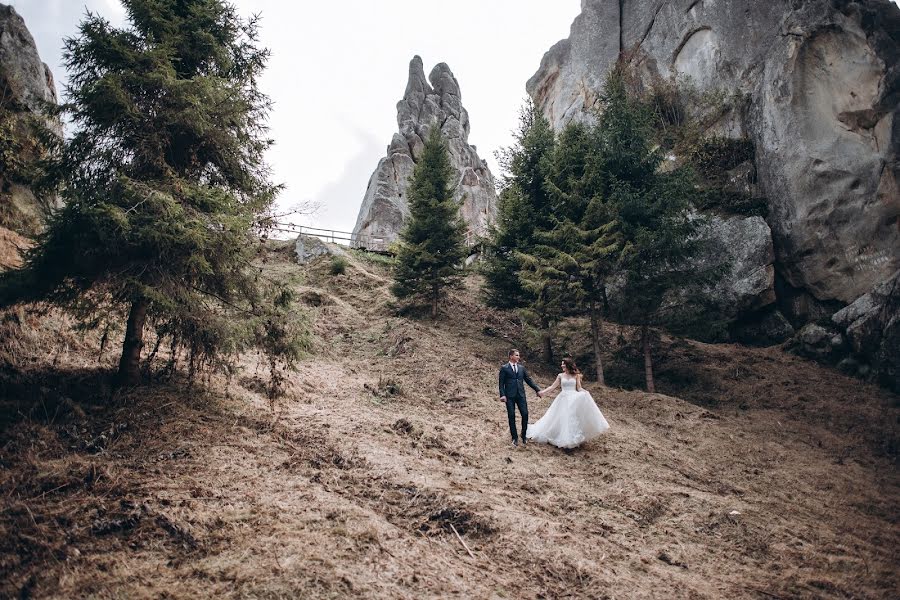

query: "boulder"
left=602, top=212, right=775, bottom=340
left=831, top=270, right=900, bottom=390
left=352, top=56, right=497, bottom=249
left=702, top=214, right=775, bottom=318
left=788, top=323, right=845, bottom=362
left=294, top=235, right=347, bottom=265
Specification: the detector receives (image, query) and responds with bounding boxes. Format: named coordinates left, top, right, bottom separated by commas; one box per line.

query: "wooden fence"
left=271, top=222, right=487, bottom=255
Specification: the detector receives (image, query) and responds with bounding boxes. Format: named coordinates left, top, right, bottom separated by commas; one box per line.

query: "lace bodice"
left=561, top=376, right=577, bottom=391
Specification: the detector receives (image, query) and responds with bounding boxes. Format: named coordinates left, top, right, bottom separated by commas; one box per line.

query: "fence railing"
left=270, top=222, right=488, bottom=255
left=269, top=223, right=391, bottom=252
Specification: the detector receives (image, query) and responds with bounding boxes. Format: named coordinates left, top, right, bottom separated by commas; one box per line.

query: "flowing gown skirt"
left=526, top=388, right=610, bottom=448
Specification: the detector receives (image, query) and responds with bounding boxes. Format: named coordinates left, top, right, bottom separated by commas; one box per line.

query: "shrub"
left=691, top=136, right=755, bottom=180
left=329, top=255, right=348, bottom=275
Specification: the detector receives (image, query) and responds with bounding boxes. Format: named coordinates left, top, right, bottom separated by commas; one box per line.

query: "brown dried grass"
left=0, top=225, right=30, bottom=270
left=0, top=246, right=897, bottom=599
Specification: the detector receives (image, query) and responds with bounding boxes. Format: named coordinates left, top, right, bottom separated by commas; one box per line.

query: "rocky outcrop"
left=352, top=56, right=497, bottom=249
left=528, top=0, right=900, bottom=375
left=0, top=4, right=61, bottom=236
left=704, top=214, right=775, bottom=316
left=530, top=0, right=898, bottom=303
left=758, top=1, right=899, bottom=307
left=0, top=5, right=58, bottom=111
left=831, top=270, right=900, bottom=391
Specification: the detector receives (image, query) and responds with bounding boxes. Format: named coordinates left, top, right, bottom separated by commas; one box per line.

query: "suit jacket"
left=499, top=362, right=539, bottom=400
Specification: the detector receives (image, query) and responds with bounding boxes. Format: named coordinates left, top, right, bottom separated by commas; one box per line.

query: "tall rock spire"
left=352, top=56, right=497, bottom=250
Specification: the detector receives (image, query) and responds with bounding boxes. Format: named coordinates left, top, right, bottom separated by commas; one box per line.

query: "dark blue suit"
left=499, top=362, right=540, bottom=442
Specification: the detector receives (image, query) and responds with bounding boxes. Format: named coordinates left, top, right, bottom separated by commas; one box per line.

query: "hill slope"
left=1, top=244, right=898, bottom=599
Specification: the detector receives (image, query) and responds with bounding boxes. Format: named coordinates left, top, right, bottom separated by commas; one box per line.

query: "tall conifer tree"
left=391, top=127, right=467, bottom=318
left=482, top=101, right=557, bottom=360
left=598, top=68, right=719, bottom=392
left=0, top=0, right=303, bottom=385
left=520, top=121, right=622, bottom=383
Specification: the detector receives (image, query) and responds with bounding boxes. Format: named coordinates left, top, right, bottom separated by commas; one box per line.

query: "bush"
left=691, top=136, right=755, bottom=180
left=329, top=256, right=348, bottom=275
left=648, top=81, right=686, bottom=129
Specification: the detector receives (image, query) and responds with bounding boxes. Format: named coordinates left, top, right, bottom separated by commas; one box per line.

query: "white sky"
left=13, top=0, right=582, bottom=233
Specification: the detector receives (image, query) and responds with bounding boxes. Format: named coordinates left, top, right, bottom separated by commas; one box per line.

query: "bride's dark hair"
left=562, top=357, right=580, bottom=375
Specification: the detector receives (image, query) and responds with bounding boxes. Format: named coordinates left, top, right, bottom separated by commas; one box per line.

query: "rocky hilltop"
left=0, top=4, right=60, bottom=236
left=351, top=56, right=497, bottom=250
left=529, top=0, right=899, bottom=388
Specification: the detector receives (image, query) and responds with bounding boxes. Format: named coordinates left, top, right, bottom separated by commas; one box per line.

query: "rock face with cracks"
left=352, top=56, right=497, bottom=251
left=528, top=0, right=900, bottom=377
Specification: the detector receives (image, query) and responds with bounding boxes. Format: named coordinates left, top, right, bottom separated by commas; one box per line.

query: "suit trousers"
left=505, top=394, right=528, bottom=441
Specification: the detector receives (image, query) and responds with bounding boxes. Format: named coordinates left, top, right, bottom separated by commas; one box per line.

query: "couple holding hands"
left=499, top=349, right=609, bottom=449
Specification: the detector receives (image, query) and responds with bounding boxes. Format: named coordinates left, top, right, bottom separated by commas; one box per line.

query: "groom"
left=499, top=349, right=542, bottom=447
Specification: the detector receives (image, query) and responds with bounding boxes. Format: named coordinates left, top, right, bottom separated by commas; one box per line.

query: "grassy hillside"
left=1, top=242, right=898, bottom=599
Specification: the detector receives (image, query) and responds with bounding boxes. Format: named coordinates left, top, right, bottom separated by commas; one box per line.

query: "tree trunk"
left=540, top=315, right=553, bottom=364
left=589, top=300, right=605, bottom=385
left=431, top=285, right=439, bottom=319
left=600, top=284, right=610, bottom=315
left=117, top=297, right=148, bottom=386
left=641, top=324, right=655, bottom=393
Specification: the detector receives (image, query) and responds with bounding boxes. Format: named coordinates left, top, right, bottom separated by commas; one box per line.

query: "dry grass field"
left=1, top=242, right=897, bottom=599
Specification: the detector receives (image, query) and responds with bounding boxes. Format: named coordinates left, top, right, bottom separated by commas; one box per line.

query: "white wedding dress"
left=526, top=376, right=610, bottom=448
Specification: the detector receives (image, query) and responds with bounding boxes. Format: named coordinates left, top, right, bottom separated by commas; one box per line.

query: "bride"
left=526, top=357, right=610, bottom=449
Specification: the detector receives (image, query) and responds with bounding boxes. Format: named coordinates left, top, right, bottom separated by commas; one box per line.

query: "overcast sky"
left=12, top=0, right=581, bottom=233
left=15, top=0, right=900, bottom=234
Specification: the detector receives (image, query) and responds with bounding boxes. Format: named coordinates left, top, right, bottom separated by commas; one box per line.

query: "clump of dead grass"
left=364, top=376, right=403, bottom=400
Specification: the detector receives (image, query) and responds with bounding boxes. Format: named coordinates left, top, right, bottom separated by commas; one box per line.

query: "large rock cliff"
left=0, top=4, right=60, bottom=236
left=352, top=56, right=497, bottom=250
left=528, top=0, right=900, bottom=386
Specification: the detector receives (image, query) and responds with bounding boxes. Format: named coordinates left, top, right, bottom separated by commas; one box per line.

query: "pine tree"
left=391, top=127, right=467, bottom=318
left=482, top=100, right=557, bottom=360
left=0, top=0, right=304, bottom=386
left=483, top=101, right=556, bottom=307
left=599, top=68, right=720, bottom=392
left=521, top=121, right=622, bottom=383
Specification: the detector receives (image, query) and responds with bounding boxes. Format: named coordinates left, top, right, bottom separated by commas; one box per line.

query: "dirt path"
left=2, top=249, right=898, bottom=599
